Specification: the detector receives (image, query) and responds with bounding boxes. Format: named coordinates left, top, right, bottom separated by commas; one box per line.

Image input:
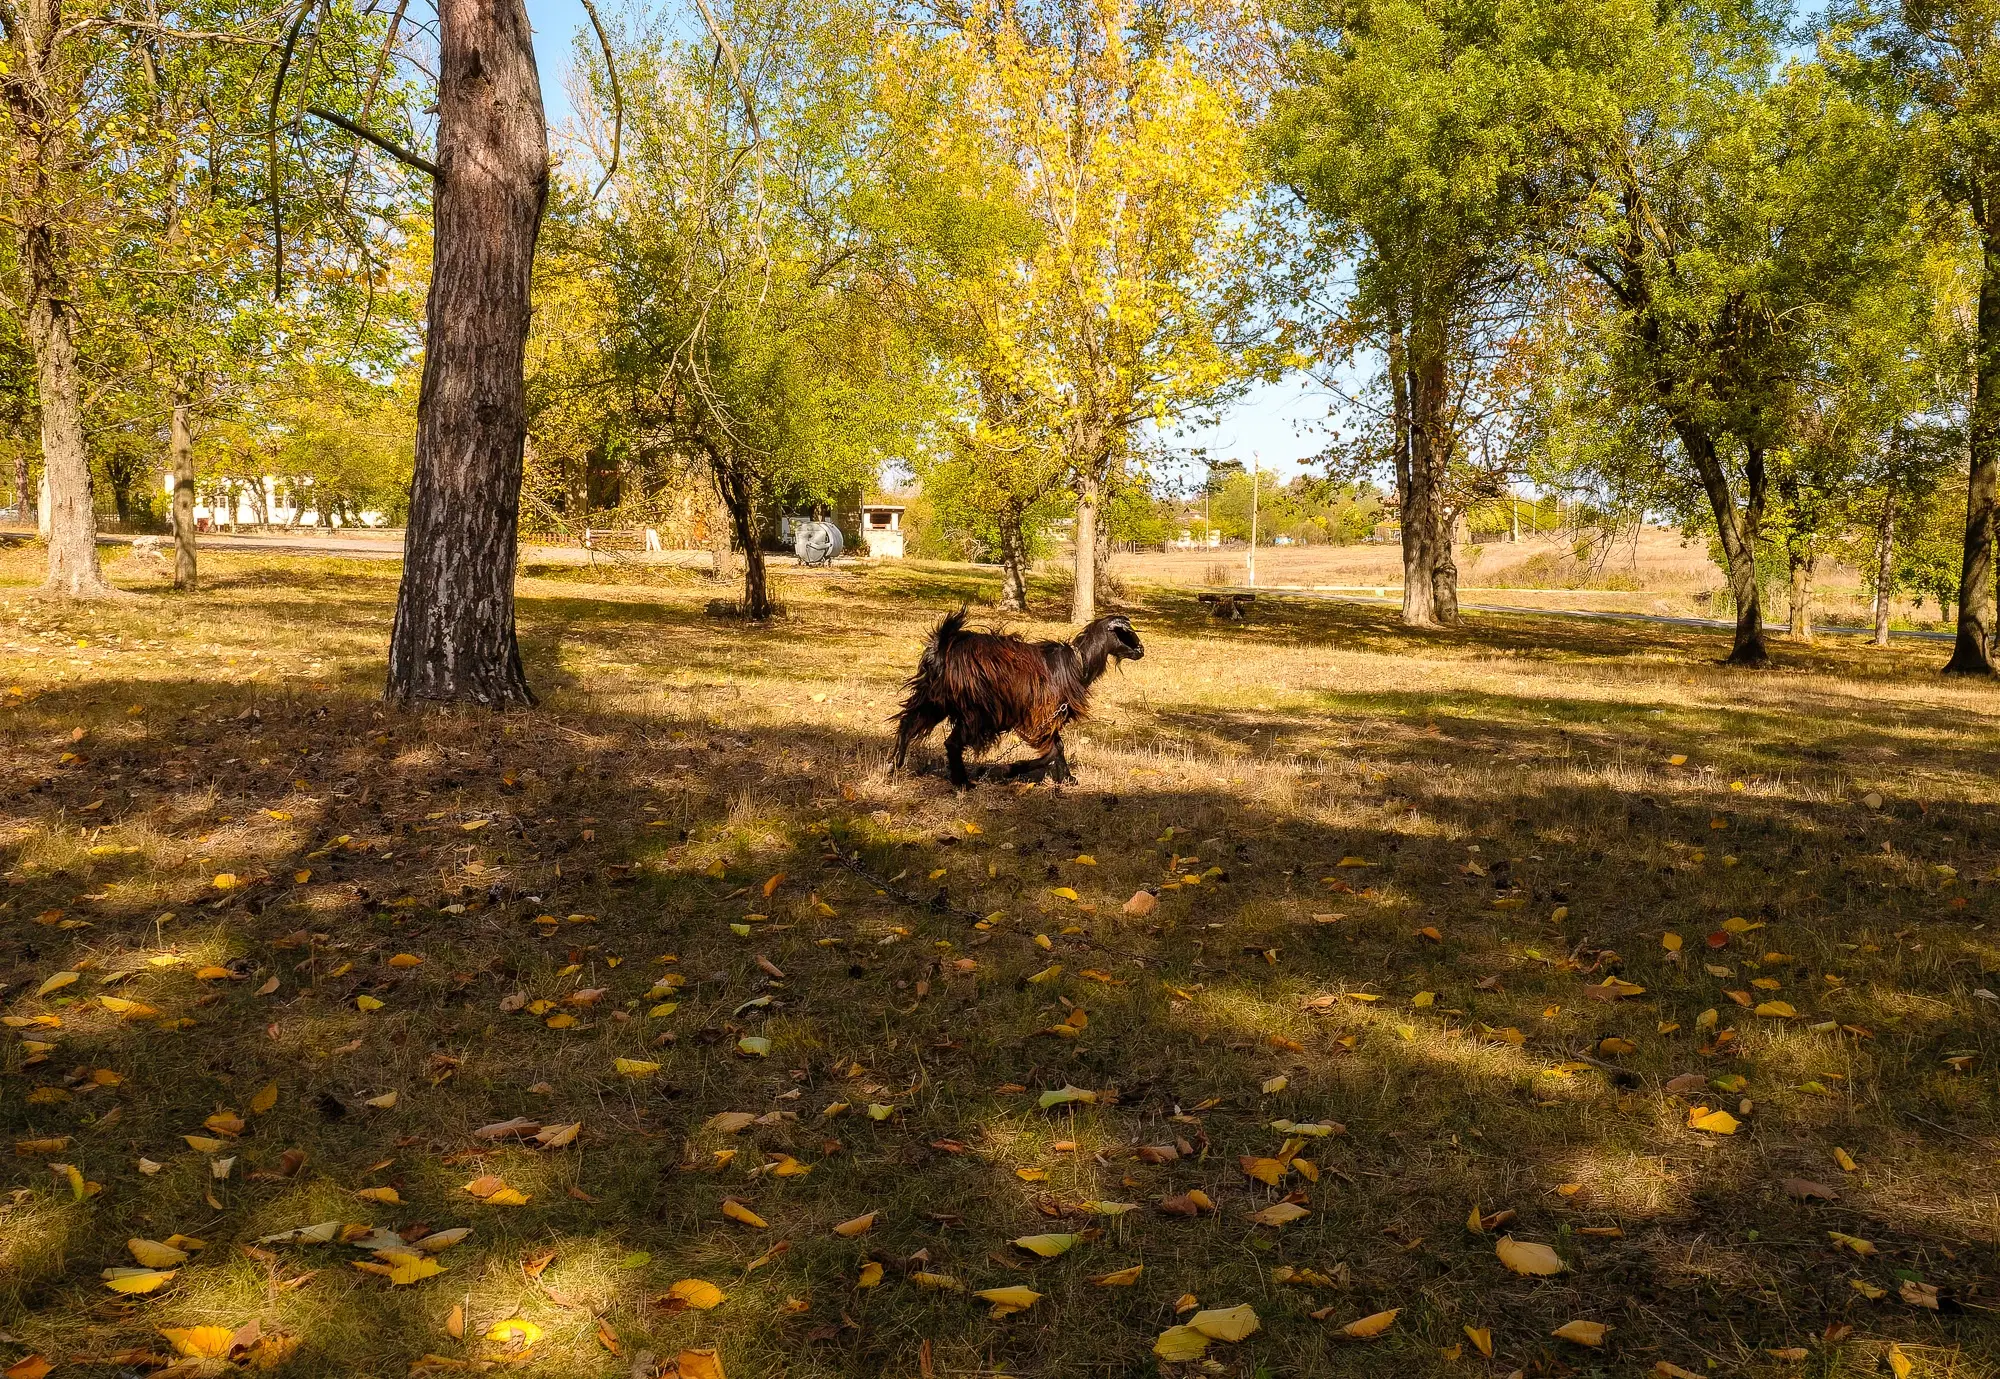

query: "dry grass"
left=1, top=543, right=1997, bottom=1379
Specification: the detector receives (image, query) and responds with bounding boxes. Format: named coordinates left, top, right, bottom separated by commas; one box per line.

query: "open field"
left=1112, top=528, right=1938, bottom=632
left=2, top=547, right=1998, bottom=1379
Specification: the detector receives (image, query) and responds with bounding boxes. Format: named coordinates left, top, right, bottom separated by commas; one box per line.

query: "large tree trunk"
left=384, top=0, right=549, bottom=707
left=1947, top=225, right=2000, bottom=672
left=1872, top=491, right=1895, bottom=648
left=1433, top=504, right=1460, bottom=623
left=8, top=0, right=114, bottom=599
left=714, top=456, right=771, bottom=618
left=171, top=401, right=197, bottom=591
left=705, top=472, right=737, bottom=583
left=998, top=516, right=1029, bottom=612
left=23, top=229, right=111, bottom=597
left=13, top=448, right=31, bottom=527
left=1399, top=345, right=1447, bottom=628
left=1787, top=542, right=1814, bottom=642
left=1071, top=472, right=1099, bottom=625
left=1678, top=424, right=1769, bottom=666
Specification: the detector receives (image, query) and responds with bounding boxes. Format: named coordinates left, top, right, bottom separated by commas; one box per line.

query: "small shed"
left=859, top=503, right=906, bottom=558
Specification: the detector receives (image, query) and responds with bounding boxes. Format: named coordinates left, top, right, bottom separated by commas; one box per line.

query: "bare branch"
left=688, top=0, right=760, bottom=147
left=577, top=0, right=622, bottom=199
left=63, top=18, right=278, bottom=46
left=301, top=105, right=438, bottom=179
left=267, top=0, right=318, bottom=298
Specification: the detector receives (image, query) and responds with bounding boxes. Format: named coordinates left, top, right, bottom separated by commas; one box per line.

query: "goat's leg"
left=1049, top=732, right=1076, bottom=784
left=1002, top=751, right=1055, bottom=781
left=944, top=724, right=973, bottom=789
left=891, top=703, right=946, bottom=774
left=1003, top=730, right=1059, bottom=781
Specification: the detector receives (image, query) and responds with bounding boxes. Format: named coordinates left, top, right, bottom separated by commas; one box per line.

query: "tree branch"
left=688, top=0, right=760, bottom=146
left=302, top=105, right=439, bottom=179
left=577, top=0, right=622, bottom=199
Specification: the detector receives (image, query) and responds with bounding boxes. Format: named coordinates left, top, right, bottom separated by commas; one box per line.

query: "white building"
left=157, top=475, right=388, bottom=530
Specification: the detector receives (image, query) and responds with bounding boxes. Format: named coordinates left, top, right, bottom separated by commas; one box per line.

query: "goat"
left=891, top=608, right=1145, bottom=788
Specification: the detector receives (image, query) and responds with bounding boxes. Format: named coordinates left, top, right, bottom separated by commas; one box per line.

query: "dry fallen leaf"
left=677, top=1348, right=727, bottom=1379
left=1152, top=1326, right=1208, bottom=1362
left=1090, top=1264, right=1144, bottom=1286
left=161, top=1326, right=235, bottom=1358
left=665, top=1279, right=726, bottom=1311
left=975, top=1285, right=1043, bottom=1318
left=1188, top=1304, right=1261, bottom=1342
left=1496, top=1236, right=1564, bottom=1276
left=832, top=1212, right=877, bottom=1237
left=1687, top=1107, right=1739, bottom=1135
left=1012, top=1233, right=1080, bottom=1258
left=127, top=1238, right=189, bottom=1267
left=1342, top=1309, right=1399, bottom=1338
left=1248, top=1202, right=1310, bottom=1228
left=1552, top=1320, right=1609, bottom=1347
left=721, top=1198, right=767, bottom=1228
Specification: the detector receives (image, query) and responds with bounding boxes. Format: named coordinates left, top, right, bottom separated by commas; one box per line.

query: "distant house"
left=774, top=487, right=910, bottom=558
left=154, top=475, right=387, bottom=530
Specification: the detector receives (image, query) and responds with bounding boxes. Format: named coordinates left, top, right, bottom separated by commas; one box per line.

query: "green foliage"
left=545, top=0, right=940, bottom=560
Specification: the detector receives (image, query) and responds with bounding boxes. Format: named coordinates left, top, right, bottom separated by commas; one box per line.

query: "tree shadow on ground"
left=0, top=570, right=1995, bottom=1378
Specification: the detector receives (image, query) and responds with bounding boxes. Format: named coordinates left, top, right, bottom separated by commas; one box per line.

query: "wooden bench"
left=583, top=527, right=658, bottom=554
left=1198, top=592, right=1256, bottom=620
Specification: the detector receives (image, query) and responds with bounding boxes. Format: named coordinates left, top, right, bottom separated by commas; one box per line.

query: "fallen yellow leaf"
left=127, top=1238, right=189, bottom=1267
left=1188, top=1305, right=1261, bottom=1342
left=665, top=1279, right=726, bottom=1311
left=1552, top=1320, right=1609, bottom=1347
left=1342, top=1309, right=1399, bottom=1338
left=721, top=1199, right=767, bottom=1228
left=1496, top=1236, right=1564, bottom=1276
left=161, top=1326, right=234, bottom=1358
left=1012, top=1233, right=1080, bottom=1258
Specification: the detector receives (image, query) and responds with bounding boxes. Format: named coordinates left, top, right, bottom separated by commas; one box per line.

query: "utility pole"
left=1248, top=454, right=1259, bottom=588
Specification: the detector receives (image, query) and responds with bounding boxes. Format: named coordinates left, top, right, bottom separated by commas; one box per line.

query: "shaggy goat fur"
left=891, top=609, right=1145, bottom=787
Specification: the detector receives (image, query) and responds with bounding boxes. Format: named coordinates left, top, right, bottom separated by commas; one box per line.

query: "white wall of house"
left=159, top=475, right=386, bottom=528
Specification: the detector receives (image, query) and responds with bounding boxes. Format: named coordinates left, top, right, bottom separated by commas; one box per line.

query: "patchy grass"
left=1, top=543, right=1998, bottom=1379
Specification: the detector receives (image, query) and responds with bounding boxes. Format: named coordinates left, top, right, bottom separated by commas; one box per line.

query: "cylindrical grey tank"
left=794, top=519, right=844, bottom=566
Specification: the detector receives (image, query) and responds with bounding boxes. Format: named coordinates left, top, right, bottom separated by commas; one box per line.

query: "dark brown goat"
left=891, top=609, right=1145, bottom=787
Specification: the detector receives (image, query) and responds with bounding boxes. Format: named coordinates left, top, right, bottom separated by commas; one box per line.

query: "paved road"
left=1222, top=585, right=1957, bottom=644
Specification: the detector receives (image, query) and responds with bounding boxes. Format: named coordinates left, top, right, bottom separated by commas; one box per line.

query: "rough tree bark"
left=1677, top=424, right=1770, bottom=666
left=1433, top=505, right=1460, bottom=624
left=1071, top=472, right=1099, bottom=625
left=1787, top=542, right=1815, bottom=643
left=1872, top=492, right=1895, bottom=648
left=997, top=517, right=1029, bottom=612
left=384, top=0, right=548, bottom=707
left=13, top=449, right=31, bottom=527
left=1946, top=222, right=2000, bottom=673
left=1399, top=346, right=1448, bottom=628
left=5, top=0, right=115, bottom=599
left=714, top=459, right=771, bottom=618
left=705, top=471, right=737, bottom=585
left=170, top=401, right=197, bottom=590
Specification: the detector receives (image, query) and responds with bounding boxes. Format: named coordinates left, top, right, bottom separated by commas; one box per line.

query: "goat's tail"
left=919, top=606, right=971, bottom=678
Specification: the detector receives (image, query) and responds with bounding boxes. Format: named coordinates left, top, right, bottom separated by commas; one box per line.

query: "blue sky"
left=520, top=0, right=1332, bottom=485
